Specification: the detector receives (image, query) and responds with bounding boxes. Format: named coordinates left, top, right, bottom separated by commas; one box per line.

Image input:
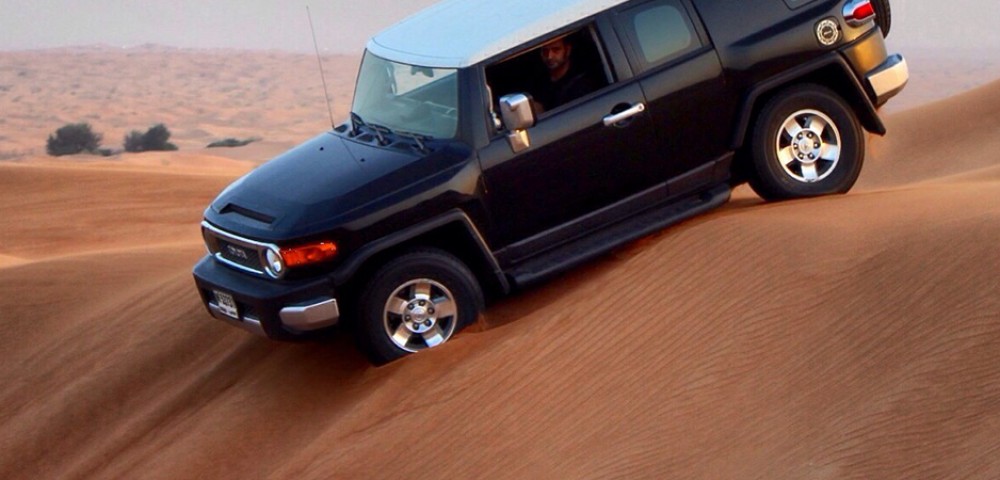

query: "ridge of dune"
left=7, top=152, right=255, bottom=176
left=0, top=254, right=29, bottom=269
left=1, top=49, right=999, bottom=479
left=862, top=78, right=1000, bottom=189
left=0, top=161, right=239, bottom=260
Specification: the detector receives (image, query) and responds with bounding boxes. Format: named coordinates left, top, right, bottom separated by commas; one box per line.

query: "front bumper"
left=192, top=255, right=340, bottom=340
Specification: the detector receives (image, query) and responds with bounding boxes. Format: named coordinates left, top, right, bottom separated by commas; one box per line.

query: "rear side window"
left=782, top=0, right=818, bottom=9
left=617, top=0, right=701, bottom=69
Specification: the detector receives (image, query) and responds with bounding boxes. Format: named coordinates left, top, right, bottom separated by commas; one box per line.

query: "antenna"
left=307, top=6, right=336, bottom=130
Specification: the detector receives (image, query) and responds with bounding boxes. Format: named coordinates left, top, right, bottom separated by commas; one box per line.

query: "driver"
left=535, top=35, right=600, bottom=111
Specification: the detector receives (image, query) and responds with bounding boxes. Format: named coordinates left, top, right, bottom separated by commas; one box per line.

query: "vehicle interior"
left=485, top=26, right=612, bottom=124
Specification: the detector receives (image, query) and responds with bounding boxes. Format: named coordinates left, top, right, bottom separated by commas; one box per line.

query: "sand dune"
left=0, top=47, right=359, bottom=160
left=1, top=49, right=999, bottom=479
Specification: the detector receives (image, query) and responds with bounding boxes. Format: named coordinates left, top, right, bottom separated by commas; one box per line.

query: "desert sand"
left=1, top=45, right=999, bottom=479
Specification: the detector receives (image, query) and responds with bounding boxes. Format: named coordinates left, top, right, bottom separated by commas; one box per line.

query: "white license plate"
left=213, top=290, right=239, bottom=319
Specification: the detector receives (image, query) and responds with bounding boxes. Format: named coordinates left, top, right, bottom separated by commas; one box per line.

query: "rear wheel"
left=748, top=84, right=864, bottom=201
left=354, top=249, right=483, bottom=365
left=872, top=0, right=891, bottom=37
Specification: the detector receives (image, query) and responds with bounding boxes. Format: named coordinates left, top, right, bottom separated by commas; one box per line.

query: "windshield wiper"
left=350, top=112, right=432, bottom=152
left=396, top=130, right=431, bottom=153
left=350, top=112, right=389, bottom=145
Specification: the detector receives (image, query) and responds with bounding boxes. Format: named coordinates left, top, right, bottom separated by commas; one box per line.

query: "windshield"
left=352, top=52, right=460, bottom=139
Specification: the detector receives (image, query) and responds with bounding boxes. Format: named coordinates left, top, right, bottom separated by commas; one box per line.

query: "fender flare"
left=331, top=209, right=510, bottom=293
left=730, top=53, right=885, bottom=150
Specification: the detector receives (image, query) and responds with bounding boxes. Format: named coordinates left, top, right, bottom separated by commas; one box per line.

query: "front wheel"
left=354, top=249, right=483, bottom=365
left=748, top=84, right=864, bottom=201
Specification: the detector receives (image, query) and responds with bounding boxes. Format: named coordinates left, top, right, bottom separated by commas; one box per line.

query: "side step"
left=507, top=184, right=731, bottom=288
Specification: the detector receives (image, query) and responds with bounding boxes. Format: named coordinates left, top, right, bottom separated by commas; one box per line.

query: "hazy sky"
left=0, top=0, right=997, bottom=53
left=0, top=0, right=438, bottom=53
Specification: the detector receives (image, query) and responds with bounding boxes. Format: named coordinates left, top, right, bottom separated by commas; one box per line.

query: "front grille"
left=217, top=239, right=264, bottom=271
left=202, top=221, right=276, bottom=277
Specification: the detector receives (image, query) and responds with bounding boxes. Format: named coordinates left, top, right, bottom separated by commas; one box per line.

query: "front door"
left=479, top=82, right=660, bottom=249
left=479, top=27, right=662, bottom=249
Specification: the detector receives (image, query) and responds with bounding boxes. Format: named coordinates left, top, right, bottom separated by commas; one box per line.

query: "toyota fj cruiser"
left=193, top=0, right=908, bottom=364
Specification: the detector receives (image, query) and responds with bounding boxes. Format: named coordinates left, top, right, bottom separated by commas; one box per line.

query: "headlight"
left=262, top=241, right=338, bottom=278
left=265, top=247, right=285, bottom=278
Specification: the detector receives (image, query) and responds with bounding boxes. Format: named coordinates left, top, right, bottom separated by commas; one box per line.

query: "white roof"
left=367, top=0, right=631, bottom=68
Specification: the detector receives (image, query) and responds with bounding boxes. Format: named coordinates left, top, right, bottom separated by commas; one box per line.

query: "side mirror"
left=499, top=93, right=535, bottom=130
left=499, top=93, right=535, bottom=153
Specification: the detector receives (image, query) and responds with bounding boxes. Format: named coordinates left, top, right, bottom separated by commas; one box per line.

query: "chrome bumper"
left=207, top=297, right=340, bottom=337
left=279, top=298, right=340, bottom=331
left=867, top=53, right=909, bottom=107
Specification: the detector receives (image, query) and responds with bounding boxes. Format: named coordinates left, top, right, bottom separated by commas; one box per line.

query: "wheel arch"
left=731, top=54, right=885, bottom=153
left=332, top=210, right=510, bottom=301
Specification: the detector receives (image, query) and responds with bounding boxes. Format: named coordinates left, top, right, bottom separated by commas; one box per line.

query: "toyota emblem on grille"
left=226, top=244, right=250, bottom=260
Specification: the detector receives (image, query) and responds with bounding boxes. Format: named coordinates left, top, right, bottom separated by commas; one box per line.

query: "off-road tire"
left=748, top=84, right=864, bottom=201
left=354, top=248, right=483, bottom=365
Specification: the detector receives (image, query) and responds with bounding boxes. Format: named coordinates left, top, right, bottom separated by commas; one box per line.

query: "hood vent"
left=220, top=203, right=276, bottom=224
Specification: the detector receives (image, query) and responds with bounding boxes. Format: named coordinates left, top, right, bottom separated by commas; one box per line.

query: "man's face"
left=540, top=39, right=571, bottom=72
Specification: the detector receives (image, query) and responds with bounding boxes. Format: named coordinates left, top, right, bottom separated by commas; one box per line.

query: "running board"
left=507, top=184, right=731, bottom=288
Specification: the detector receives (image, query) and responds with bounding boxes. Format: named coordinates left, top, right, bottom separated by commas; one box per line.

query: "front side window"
left=485, top=26, right=612, bottom=119
left=352, top=52, right=459, bottom=139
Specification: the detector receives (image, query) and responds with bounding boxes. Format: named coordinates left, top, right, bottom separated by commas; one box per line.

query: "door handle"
left=602, top=102, right=646, bottom=127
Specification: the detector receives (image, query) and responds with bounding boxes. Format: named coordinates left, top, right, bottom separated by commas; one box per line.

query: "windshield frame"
left=351, top=51, right=462, bottom=140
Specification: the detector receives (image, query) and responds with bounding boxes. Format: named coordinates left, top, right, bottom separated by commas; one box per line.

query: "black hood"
left=205, top=131, right=468, bottom=241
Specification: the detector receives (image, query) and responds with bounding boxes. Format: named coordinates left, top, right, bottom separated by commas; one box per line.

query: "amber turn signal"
left=280, top=242, right=338, bottom=267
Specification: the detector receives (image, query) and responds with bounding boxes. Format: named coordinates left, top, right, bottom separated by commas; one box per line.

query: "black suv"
left=193, top=0, right=907, bottom=364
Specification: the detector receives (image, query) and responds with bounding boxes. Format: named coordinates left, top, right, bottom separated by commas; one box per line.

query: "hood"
left=205, top=131, right=466, bottom=241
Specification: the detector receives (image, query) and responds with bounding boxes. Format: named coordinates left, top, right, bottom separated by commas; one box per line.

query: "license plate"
left=213, top=290, right=239, bottom=319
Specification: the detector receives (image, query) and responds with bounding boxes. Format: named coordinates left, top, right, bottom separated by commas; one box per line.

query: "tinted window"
left=485, top=26, right=611, bottom=121
left=619, top=0, right=700, bottom=68
left=782, top=0, right=818, bottom=9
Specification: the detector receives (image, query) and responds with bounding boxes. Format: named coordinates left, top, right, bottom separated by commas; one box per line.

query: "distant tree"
left=123, top=123, right=178, bottom=152
left=123, top=130, right=145, bottom=153
left=141, top=124, right=177, bottom=151
left=46, top=123, right=103, bottom=156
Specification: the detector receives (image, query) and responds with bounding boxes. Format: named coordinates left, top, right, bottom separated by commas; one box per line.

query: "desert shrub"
left=46, top=123, right=103, bottom=156
left=123, top=130, right=144, bottom=152
left=207, top=137, right=260, bottom=148
left=142, top=124, right=177, bottom=151
left=123, top=123, right=178, bottom=152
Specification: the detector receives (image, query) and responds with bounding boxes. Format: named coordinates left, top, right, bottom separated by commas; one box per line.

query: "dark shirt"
left=537, top=68, right=600, bottom=112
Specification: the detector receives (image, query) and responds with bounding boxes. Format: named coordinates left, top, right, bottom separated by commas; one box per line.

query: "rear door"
left=613, top=0, right=737, bottom=192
